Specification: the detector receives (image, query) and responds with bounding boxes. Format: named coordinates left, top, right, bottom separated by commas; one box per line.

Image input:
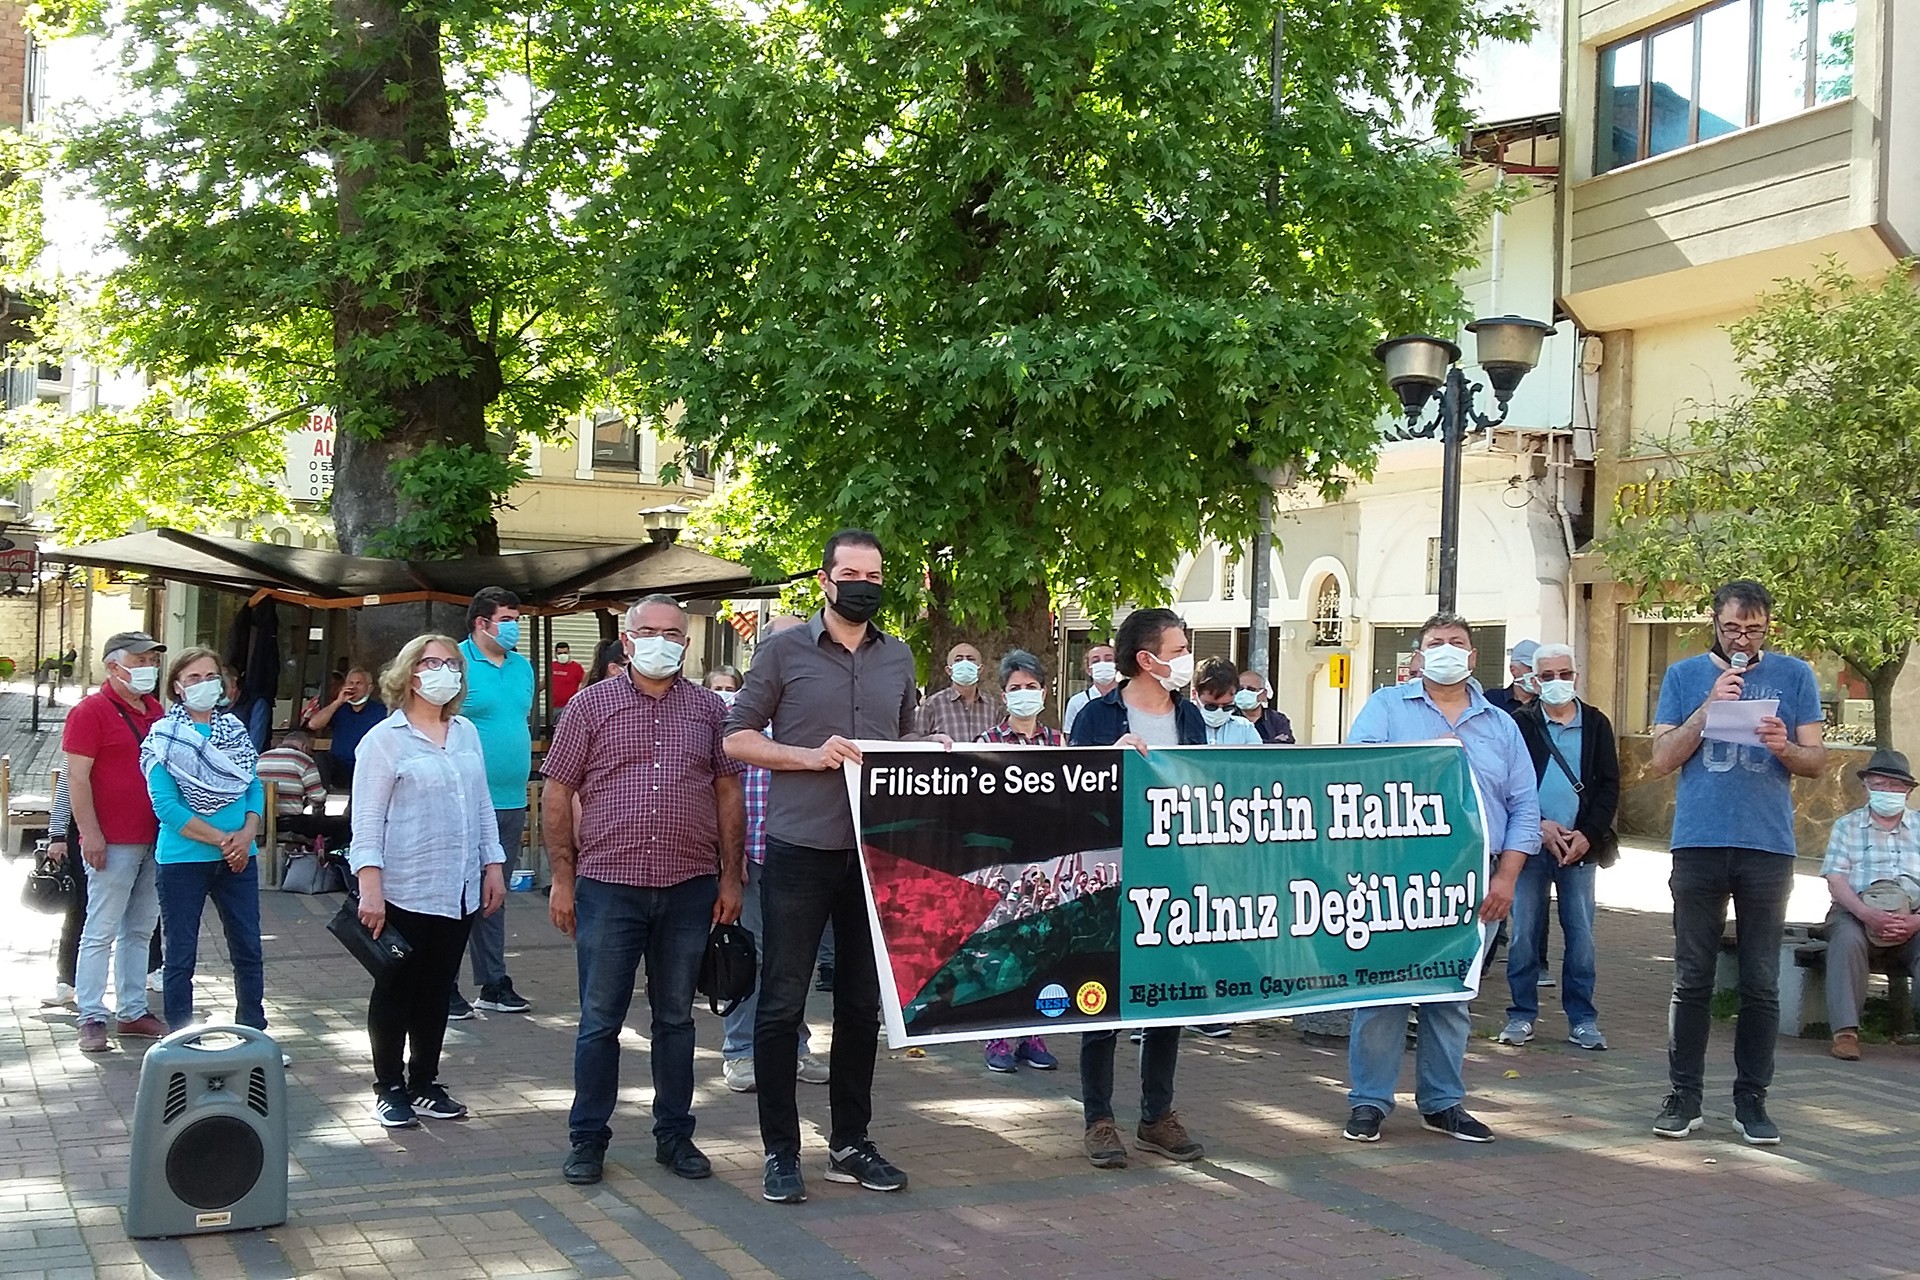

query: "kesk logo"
left=1075, top=981, right=1108, bottom=1015
left=1035, top=983, right=1071, bottom=1018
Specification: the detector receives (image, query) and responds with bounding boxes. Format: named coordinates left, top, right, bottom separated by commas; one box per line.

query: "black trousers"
left=367, top=903, right=474, bottom=1092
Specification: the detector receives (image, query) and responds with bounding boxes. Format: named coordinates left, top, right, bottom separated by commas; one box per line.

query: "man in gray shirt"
left=724, top=528, right=943, bottom=1205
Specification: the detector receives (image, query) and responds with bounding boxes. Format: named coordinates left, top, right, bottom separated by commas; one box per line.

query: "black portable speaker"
left=125, top=1025, right=288, bottom=1238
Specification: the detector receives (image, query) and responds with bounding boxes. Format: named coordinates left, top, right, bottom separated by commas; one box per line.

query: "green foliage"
left=549, top=0, right=1531, bottom=631
left=368, top=442, right=530, bottom=558
left=1602, top=258, right=1920, bottom=746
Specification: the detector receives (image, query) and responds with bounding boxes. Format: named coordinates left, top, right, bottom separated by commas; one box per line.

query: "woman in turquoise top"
left=142, top=646, right=266, bottom=1033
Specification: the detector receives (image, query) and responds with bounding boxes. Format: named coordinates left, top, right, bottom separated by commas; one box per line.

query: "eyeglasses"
left=414, top=657, right=457, bottom=671
left=1718, top=623, right=1768, bottom=641
left=628, top=628, right=688, bottom=643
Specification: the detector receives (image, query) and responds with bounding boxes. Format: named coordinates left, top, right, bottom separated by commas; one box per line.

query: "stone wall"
left=1618, top=735, right=1875, bottom=861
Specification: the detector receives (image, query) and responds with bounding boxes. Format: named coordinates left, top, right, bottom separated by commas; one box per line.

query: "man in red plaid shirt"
left=542, top=595, right=745, bottom=1188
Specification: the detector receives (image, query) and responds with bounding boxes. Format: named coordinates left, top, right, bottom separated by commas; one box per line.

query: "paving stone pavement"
left=4, top=839, right=1920, bottom=1279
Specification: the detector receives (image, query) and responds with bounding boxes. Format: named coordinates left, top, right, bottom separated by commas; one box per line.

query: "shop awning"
left=43, top=527, right=777, bottom=613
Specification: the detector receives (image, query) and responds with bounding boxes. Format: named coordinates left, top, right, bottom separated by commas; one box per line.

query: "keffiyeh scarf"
left=139, top=703, right=260, bottom=815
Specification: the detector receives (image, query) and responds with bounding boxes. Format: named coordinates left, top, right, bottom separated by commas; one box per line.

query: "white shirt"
left=349, top=710, right=505, bottom=918
left=1063, top=684, right=1114, bottom=737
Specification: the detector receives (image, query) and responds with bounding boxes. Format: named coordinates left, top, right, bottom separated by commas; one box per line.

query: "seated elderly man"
left=1820, top=748, right=1920, bottom=1061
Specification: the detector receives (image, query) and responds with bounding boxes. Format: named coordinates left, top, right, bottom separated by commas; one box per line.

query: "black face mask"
left=828, top=579, right=883, bottom=625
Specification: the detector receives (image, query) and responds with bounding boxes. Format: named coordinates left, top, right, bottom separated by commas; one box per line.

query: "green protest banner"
left=848, top=741, right=1490, bottom=1046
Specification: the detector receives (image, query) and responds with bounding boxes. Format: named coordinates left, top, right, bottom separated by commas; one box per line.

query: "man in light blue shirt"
left=1340, top=613, right=1540, bottom=1145
left=1194, top=658, right=1263, bottom=745
left=453, top=585, right=537, bottom=1018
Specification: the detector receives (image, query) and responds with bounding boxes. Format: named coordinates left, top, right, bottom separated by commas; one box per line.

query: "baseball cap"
left=1509, top=639, right=1540, bottom=667
left=102, top=631, right=166, bottom=664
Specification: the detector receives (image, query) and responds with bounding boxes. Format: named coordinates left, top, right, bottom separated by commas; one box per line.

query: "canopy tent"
left=43, top=527, right=776, bottom=613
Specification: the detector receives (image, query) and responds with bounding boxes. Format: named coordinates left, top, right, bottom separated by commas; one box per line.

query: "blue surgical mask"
left=1233, top=688, right=1260, bottom=711
left=950, top=659, right=980, bottom=687
left=493, top=618, right=520, bottom=650
left=1200, top=705, right=1234, bottom=728
left=1538, top=679, right=1576, bottom=707
left=1421, top=643, right=1472, bottom=686
left=1869, top=790, right=1909, bottom=819
left=1005, top=689, right=1045, bottom=719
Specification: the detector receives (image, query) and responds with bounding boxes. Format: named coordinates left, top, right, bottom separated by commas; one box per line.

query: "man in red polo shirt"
left=66, top=631, right=169, bottom=1051
left=542, top=594, right=745, bottom=1187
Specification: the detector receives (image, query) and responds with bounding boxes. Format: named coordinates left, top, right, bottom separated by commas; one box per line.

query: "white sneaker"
left=147, top=969, right=165, bottom=993
left=797, top=1053, right=831, bottom=1085
left=42, top=982, right=75, bottom=1007
left=723, top=1058, right=756, bottom=1093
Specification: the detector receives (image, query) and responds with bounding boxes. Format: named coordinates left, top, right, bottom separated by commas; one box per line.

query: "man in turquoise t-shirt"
left=454, top=585, right=537, bottom=1018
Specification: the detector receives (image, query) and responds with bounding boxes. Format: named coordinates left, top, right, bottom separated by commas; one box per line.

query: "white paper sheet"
left=1702, top=698, right=1779, bottom=747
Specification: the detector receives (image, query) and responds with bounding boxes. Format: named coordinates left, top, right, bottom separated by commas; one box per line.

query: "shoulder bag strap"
left=1537, top=715, right=1584, bottom=795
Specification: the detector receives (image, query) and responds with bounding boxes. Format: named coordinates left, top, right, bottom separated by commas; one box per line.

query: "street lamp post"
left=1374, top=315, right=1554, bottom=614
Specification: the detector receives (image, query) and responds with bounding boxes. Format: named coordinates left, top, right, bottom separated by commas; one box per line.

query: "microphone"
left=1730, top=652, right=1749, bottom=673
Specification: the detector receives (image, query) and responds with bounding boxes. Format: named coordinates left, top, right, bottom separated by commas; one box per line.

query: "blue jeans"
left=467, top=808, right=526, bottom=989
left=157, top=857, right=267, bottom=1032
left=1668, top=846, right=1793, bottom=1102
left=755, top=841, right=880, bottom=1158
left=721, top=870, right=811, bottom=1060
left=76, top=843, right=160, bottom=1025
left=1347, top=999, right=1472, bottom=1116
left=1506, top=855, right=1598, bottom=1029
left=1081, top=1027, right=1179, bottom=1126
left=568, top=874, right=716, bottom=1148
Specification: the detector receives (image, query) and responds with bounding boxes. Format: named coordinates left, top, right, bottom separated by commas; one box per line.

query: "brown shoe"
left=115, top=1014, right=169, bottom=1039
left=1831, top=1029, right=1861, bottom=1061
left=1083, top=1118, right=1128, bottom=1169
left=77, top=1020, right=111, bottom=1053
left=1136, top=1110, right=1205, bottom=1162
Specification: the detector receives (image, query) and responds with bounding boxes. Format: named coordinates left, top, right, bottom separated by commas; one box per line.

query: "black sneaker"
left=563, top=1141, right=606, bottom=1185
left=655, top=1135, right=712, bottom=1180
left=475, top=980, right=531, bottom=1013
left=763, top=1152, right=807, bottom=1203
left=1653, top=1093, right=1703, bottom=1138
left=448, top=989, right=476, bottom=1021
left=1343, top=1105, right=1384, bottom=1143
left=825, top=1139, right=908, bottom=1192
left=1420, top=1105, right=1494, bottom=1143
left=1734, top=1094, right=1780, bottom=1145
left=411, top=1083, right=469, bottom=1120
left=815, top=964, right=835, bottom=992
left=371, top=1085, right=420, bottom=1129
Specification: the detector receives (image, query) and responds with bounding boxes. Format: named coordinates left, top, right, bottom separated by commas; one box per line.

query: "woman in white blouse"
left=350, top=634, right=506, bottom=1130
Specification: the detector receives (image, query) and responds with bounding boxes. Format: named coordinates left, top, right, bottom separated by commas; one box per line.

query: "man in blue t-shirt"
left=1647, top=579, right=1826, bottom=1146
left=453, top=585, right=537, bottom=1019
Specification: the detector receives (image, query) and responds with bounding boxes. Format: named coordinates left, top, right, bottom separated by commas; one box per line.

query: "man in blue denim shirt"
left=1647, top=579, right=1825, bottom=1145
left=1341, top=612, right=1540, bottom=1145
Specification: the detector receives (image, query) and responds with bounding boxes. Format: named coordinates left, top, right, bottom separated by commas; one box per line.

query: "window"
left=685, top=447, right=711, bottom=479
left=1425, top=537, right=1442, bottom=596
left=1311, top=579, right=1344, bottom=648
left=1596, top=0, right=1855, bottom=175
left=590, top=411, right=638, bottom=469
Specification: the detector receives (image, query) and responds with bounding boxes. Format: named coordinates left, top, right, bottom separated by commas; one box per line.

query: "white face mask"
left=629, top=635, right=686, bottom=680
left=417, top=665, right=462, bottom=706
left=1420, top=643, right=1472, bottom=686
left=1868, top=790, right=1909, bottom=819
left=1089, top=661, right=1117, bottom=685
left=181, top=679, right=224, bottom=713
left=124, top=665, right=160, bottom=695
left=347, top=695, right=369, bottom=708
left=1152, top=652, right=1195, bottom=692
left=1200, top=705, right=1234, bottom=728
left=714, top=688, right=738, bottom=706
left=1005, top=689, right=1045, bottom=719
left=950, top=659, right=981, bottom=687
left=1538, top=678, right=1577, bottom=707
left=1234, top=688, right=1261, bottom=711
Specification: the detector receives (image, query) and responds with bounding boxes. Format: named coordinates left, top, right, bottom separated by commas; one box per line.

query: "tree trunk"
left=1865, top=648, right=1908, bottom=750
left=322, top=0, right=503, bottom=559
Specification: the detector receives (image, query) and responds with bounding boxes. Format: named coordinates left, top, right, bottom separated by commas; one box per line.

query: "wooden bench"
left=1716, top=922, right=1915, bottom=1036
left=2, top=755, right=54, bottom=857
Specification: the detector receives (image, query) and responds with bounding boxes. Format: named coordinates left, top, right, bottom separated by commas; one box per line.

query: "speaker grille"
left=164, top=1115, right=265, bottom=1210
left=247, top=1068, right=269, bottom=1117
left=163, top=1073, right=188, bottom=1124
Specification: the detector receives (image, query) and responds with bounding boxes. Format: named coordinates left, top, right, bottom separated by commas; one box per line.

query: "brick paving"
left=5, top=827, right=1920, bottom=1279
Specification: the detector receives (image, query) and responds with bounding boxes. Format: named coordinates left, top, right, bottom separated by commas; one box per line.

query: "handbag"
left=280, top=849, right=348, bottom=894
left=697, top=921, right=758, bottom=1016
left=326, top=892, right=413, bottom=979
left=1535, top=718, right=1619, bottom=868
left=21, top=843, right=79, bottom=914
